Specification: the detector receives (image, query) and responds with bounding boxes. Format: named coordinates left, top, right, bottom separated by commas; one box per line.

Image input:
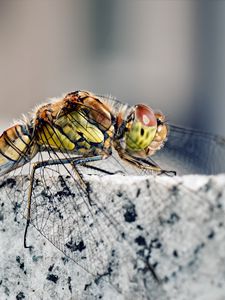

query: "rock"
left=0, top=174, right=225, bottom=300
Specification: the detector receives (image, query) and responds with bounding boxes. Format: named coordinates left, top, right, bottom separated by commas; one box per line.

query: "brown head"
left=118, top=104, right=168, bottom=157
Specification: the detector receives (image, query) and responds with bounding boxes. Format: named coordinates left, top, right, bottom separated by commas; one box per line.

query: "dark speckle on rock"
left=173, top=250, right=179, bottom=257
left=145, top=179, right=150, bottom=189
left=117, top=191, right=123, bottom=197
left=4, top=286, right=10, bottom=296
left=160, top=212, right=180, bottom=225
left=171, top=185, right=179, bottom=195
left=0, top=178, right=16, bottom=189
left=135, top=236, right=147, bottom=246
left=111, top=249, right=115, bottom=257
left=13, top=202, right=21, bottom=214
left=194, top=242, right=205, bottom=255
left=84, top=282, right=92, bottom=291
left=150, top=239, right=162, bottom=249
left=46, top=274, right=59, bottom=284
left=48, top=264, right=54, bottom=272
left=163, top=276, right=169, bottom=283
left=217, top=202, right=222, bottom=209
left=168, top=212, right=180, bottom=224
left=207, top=230, right=215, bottom=239
left=136, top=188, right=141, bottom=198
left=16, top=256, right=26, bottom=274
left=217, top=191, right=222, bottom=199
left=218, top=222, right=223, bottom=227
left=94, top=265, right=113, bottom=286
left=152, top=262, right=158, bottom=269
left=61, top=256, right=69, bottom=264
left=137, top=248, right=145, bottom=258
left=121, top=232, right=126, bottom=239
left=171, top=271, right=176, bottom=277
left=68, top=276, right=72, bottom=293
left=137, top=224, right=143, bottom=230
left=32, top=255, right=43, bottom=262
left=123, top=202, right=137, bottom=223
left=16, top=291, right=25, bottom=300
left=202, top=180, right=212, bottom=192
left=65, top=238, right=86, bottom=252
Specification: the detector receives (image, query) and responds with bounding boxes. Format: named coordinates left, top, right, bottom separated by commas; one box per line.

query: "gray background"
left=0, top=0, right=225, bottom=135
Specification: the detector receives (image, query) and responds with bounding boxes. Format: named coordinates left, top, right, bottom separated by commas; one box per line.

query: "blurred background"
left=0, top=0, right=225, bottom=136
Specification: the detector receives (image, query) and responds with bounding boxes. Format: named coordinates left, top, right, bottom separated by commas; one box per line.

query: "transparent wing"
left=29, top=160, right=129, bottom=276
left=153, top=124, right=225, bottom=175
left=0, top=150, right=140, bottom=277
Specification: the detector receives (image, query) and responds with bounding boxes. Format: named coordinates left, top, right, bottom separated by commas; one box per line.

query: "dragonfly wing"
left=0, top=150, right=137, bottom=277
left=153, top=124, right=225, bottom=175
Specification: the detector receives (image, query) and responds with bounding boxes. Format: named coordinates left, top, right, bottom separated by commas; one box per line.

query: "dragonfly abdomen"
left=0, top=123, right=38, bottom=176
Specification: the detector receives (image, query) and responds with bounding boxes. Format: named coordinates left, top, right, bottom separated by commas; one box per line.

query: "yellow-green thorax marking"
left=35, top=91, right=114, bottom=156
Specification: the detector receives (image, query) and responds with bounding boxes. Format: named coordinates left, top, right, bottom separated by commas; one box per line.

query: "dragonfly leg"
left=118, top=151, right=176, bottom=175
left=81, top=164, right=125, bottom=175
left=24, top=164, right=37, bottom=249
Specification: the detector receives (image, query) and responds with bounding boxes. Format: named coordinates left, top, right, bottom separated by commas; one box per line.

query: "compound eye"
left=135, top=104, right=157, bottom=127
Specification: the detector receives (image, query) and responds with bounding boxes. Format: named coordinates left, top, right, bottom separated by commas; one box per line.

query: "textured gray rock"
left=0, top=174, right=225, bottom=300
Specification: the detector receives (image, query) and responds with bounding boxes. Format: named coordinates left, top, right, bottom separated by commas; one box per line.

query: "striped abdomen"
left=0, top=123, right=38, bottom=176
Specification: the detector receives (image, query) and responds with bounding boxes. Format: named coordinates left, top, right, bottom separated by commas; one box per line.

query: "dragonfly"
left=0, top=90, right=225, bottom=279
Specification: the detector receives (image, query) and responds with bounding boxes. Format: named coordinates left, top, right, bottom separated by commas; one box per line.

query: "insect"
left=0, top=90, right=225, bottom=278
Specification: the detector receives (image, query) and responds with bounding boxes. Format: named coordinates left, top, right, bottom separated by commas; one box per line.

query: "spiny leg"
left=118, top=151, right=176, bottom=176
left=136, top=156, right=176, bottom=176
left=24, top=155, right=105, bottom=248
left=81, top=164, right=125, bottom=175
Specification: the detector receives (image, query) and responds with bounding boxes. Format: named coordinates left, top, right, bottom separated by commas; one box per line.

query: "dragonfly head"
left=123, top=104, right=168, bottom=156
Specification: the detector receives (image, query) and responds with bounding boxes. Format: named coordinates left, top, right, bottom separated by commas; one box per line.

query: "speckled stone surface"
left=0, top=174, right=225, bottom=300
